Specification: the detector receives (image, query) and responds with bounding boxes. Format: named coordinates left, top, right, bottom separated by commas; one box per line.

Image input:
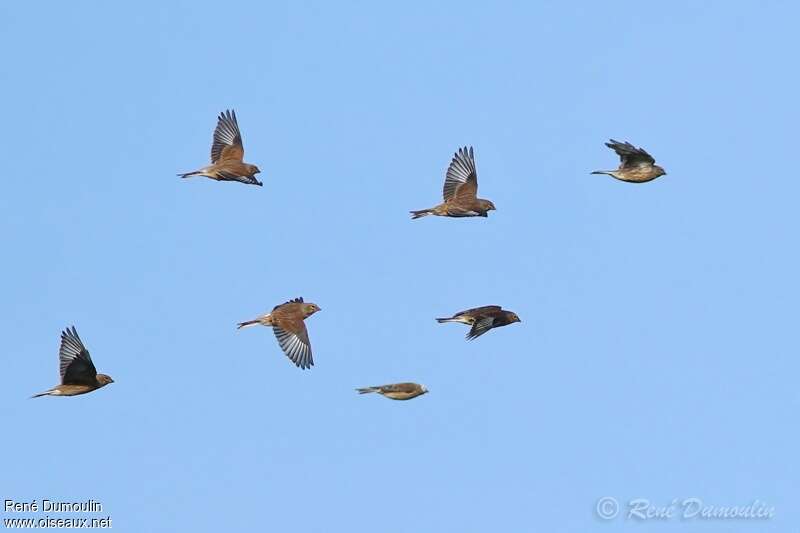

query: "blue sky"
left=2, top=1, right=798, bottom=531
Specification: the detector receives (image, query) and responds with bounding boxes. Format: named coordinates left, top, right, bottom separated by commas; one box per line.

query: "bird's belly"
left=616, top=170, right=657, bottom=183
left=385, top=392, right=416, bottom=400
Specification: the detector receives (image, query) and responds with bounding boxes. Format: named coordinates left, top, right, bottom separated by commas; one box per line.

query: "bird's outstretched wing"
left=59, top=326, right=98, bottom=385
left=211, top=110, right=244, bottom=163
left=606, top=139, right=655, bottom=170
left=273, top=319, right=313, bottom=369
left=443, top=146, right=478, bottom=202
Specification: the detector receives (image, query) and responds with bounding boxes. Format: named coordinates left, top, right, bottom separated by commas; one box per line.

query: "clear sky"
left=2, top=1, right=798, bottom=531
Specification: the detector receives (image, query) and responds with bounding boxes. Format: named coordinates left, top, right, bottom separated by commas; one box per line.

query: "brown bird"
left=591, top=139, right=666, bottom=183
left=32, top=327, right=114, bottom=398
left=237, top=297, right=321, bottom=369
left=411, top=146, right=496, bottom=219
left=178, top=109, right=262, bottom=186
left=436, top=305, right=521, bottom=340
left=356, top=382, right=428, bottom=400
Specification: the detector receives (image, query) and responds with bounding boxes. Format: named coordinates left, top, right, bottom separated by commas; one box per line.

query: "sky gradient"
left=1, top=1, right=798, bottom=531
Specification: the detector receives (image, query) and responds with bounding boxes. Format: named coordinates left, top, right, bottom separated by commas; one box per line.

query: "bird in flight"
left=436, top=305, right=521, bottom=340
left=411, top=146, right=496, bottom=219
left=32, top=327, right=114, bottom=398
left=178, top=109, right=262, bottom=186
left=237, top=297, right=321, bottom=369
left=591, top=139, right=666, bottom=183
left=356, top=382, right=428, bottom=400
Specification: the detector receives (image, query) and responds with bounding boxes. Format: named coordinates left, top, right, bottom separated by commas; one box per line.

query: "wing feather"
left=211, top=109, right=244, bottom=163
left=443, top=146, right=478, bottom=201
left=59, top=326, right=98, bottom=385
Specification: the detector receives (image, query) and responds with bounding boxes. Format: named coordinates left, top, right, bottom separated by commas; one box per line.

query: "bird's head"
left=303, top=303, right=321, bottom=316
left=507, top=312, right=521, bottom=323
left=250, top=164, right=262, bottom=175
left=96, top=374, right=114, bottom=387
left=654, top=165, right=667, bottom=177
left=479, top=199, right=496, bottom=214
left=420, top=385, right=429, bottom=395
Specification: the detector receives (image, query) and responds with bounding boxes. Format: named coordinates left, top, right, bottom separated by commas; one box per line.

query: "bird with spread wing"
left=237, top=297, right=321, bottom=369
left=591, top=139, right=666, bottom=183
left=178, top=109, right=262, bottom=186
left=436, top=305, right=521, bottom=340
left=411, top=146, right=496, bottom=219
left=32, top=327, right=114, bottom=398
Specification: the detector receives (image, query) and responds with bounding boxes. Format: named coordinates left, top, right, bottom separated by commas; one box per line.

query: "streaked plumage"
left=356, top=382, right=428, bottom=400
left=32, top=327, right=114, bottom=398
left=436, top=305, right=521, bottom=340
left=178, top=109, right=262, bottom=186
left=591, top=139, right=666, bottom=183
left=411, top=146, right=496, bottom=219
left=237, top=297, right=321, bottom=369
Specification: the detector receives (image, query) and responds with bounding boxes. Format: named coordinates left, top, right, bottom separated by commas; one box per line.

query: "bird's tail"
left=356, top=387, right=379, bottom=394
left=436, top=317, right=457, bottom=323
left=410, top=208, right=434, bottom=219
left=177, top=170, right=202, bottom=179
left=590, top=170, right=613, bottom=176
left=236, top=319, right=261, bottom=329
left=30, top=391, right=51, bottom=399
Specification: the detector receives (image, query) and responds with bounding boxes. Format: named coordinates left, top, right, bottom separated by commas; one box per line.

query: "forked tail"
left=236, top=319, right=260, bottom=330
left=356, top=387, right=379, bottom=394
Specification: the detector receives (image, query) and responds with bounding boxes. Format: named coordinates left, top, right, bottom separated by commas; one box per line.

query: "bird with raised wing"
left=591, top=139, right=666, bottom=183
left=436, top=305, right=521, bottom=340
left=32, top=327, right=114, bottom=398
left=356, top=382, right=428, bottom=401
left=411, top=146, right=496, bottom=219
left=237, top=297, right=321, bottom=369
left=178, top=109, right=262, bottom=186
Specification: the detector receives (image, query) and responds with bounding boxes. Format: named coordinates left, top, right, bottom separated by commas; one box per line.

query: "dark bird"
left=178, top=109, right=262, bottom=186
left=436, top=305, right=521, bottom=340
left=356, top=382, right=428, bottom=400
left=237, top=297, right=321, bottom=369
left=32, top=327, right=114, bottom=398
left=591, top=139, right=666, bottom=183
left=411, top=146, right=496, bottom=219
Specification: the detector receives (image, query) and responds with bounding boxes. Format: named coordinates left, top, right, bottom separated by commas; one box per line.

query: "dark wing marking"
left=273, top=297, right=304, bottom=311
left=453, top=305, right=502, bottom=318
left=466, top=316, right=497, bottom=340
left=59, top=326, right=98, bottom=385
left=443, top=146, right=478, bottom=202
left=211, top=110, right=244, bottom=163
left=606, top=139, right=655, bottom=169
left=216, top=168, right=261, bottom=185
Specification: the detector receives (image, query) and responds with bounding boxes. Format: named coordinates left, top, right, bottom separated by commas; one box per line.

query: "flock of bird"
left=32, top=110, right=668, bottom=401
